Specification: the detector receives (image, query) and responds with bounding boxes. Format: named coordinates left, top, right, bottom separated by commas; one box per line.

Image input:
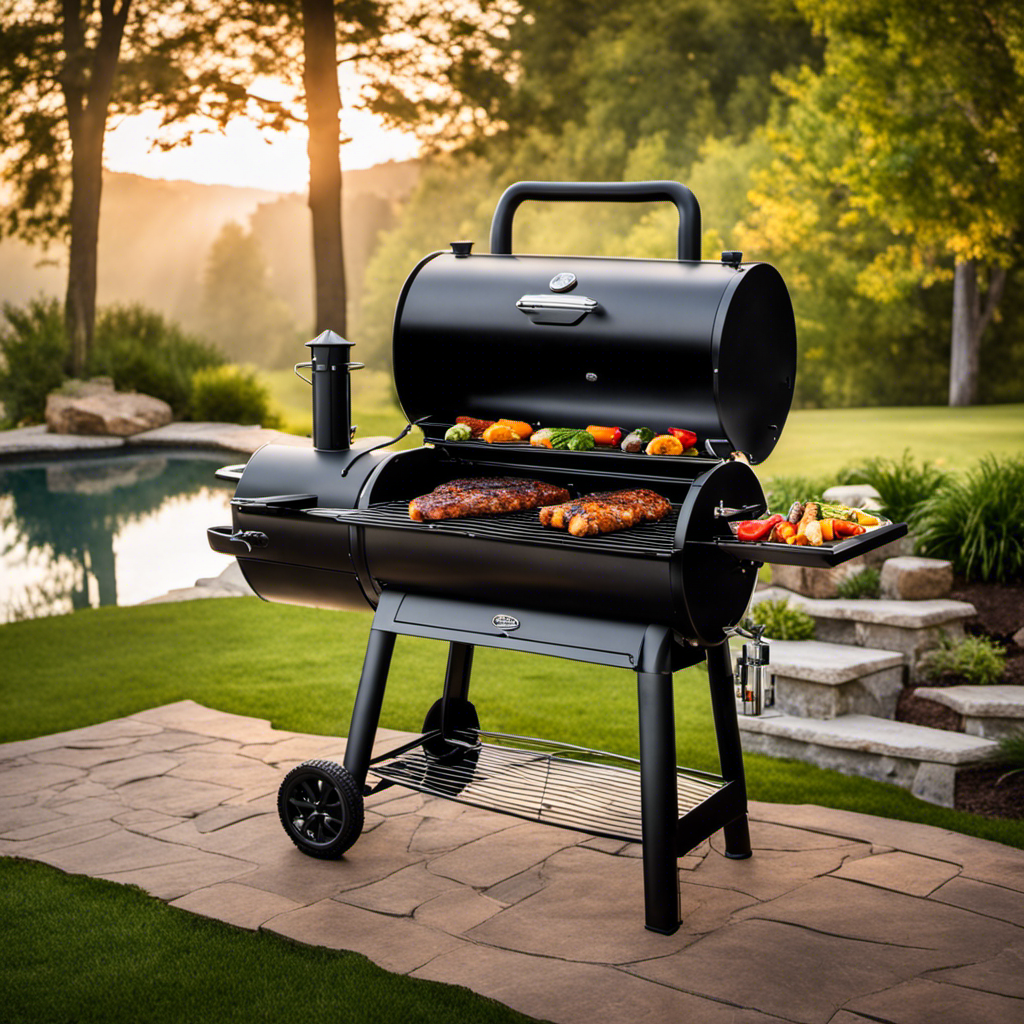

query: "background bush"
left=0, top=297, right=69, bottom=426
left=836, top=450, right=947, bottom=525
left=919, top=633, right=1007, bottom=685
left=88, top=304, right=224, bottom=418
left=744, top=598, right=816, bottom=641
left=189, top=365, right=280, bottom=427
left=912, top=455, right=1024, bottom=583
left=835, top=568, right=881, bottom=600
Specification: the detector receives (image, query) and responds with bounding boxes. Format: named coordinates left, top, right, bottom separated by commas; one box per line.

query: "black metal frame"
left=341, top=589, right=750, bottom=935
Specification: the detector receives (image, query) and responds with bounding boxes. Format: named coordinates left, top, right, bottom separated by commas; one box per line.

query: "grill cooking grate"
left=308, top=500, right=681, bottom=558
left=369, top=730, right=725, bottom=843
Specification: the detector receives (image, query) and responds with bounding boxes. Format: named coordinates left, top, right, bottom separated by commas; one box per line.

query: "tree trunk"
left=948, top=259, right=1007, bottom=407
left=59, top=0, right=132, bottom=377
left=65, top=113, right=106, bottom=377
left=302, top=0, right=347, bottom=338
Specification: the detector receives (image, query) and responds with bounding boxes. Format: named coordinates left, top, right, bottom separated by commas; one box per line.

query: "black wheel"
left=278, top=760, right=363, bottom=859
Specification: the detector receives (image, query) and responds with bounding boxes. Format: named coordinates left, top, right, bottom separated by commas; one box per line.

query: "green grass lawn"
left=0, top=858, right=542, bottom=1024
left=760, top=403, right=1024, bottom=479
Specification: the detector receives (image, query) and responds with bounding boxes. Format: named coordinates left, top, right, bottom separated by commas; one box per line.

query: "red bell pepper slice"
left=736, top=514, right=784, bottom=542
left=667, top=428, right=698, bottom=448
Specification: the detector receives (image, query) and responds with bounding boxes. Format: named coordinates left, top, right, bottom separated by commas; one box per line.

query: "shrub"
left=835, top=568, right=880, bottom=599
left=912, top=455, right=1024, bottom=583
left=743, top=598, right=815, bottom=641
left=88, top=304, right=224, bottom=418
left=995, top=731, right=1024, bottom=785
left=919, top=633, right=1006, bottom=685
left=0, top=297, right=69, bottom=426
left=189, top=365, right=280, bottom=427
left=836, top=449, right=947, bottom=524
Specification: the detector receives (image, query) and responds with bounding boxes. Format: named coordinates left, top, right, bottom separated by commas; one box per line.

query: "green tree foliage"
left=744, top=0, right=1024, bottom=406
left=199, top=223, right=301, bottom=369
left=0, top=0, right=509, bottom=379
left=0, top=1, right=274, bottom=374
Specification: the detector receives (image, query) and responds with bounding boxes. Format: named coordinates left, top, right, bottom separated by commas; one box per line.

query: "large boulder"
left=46, top=379, right=172, bottom=437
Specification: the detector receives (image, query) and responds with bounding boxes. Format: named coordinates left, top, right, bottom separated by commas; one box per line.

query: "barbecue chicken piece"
left=539, top=488, right=671, bottom=537
left=409, top=477, right=570, bottom=521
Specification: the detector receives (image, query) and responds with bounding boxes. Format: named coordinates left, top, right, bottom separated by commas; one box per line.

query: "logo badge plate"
left=548, top=272, right=577, bottom=293
left=492, top=614, right=520, bottom=631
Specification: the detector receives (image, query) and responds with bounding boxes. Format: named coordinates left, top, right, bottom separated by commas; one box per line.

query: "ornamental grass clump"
left=835, top=568, right=881, bottom=599
left=743, top=598, right=815, bottom=641
left=837, top=449, right=947, bottom=525
left=912, top=455, right=1024, bottom=583
left=995, top=731, right=1024, bottom=786
left=919, top=633, right=1006, bottom=686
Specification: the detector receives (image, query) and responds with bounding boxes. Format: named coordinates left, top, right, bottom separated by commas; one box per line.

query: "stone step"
left=762, top=639, right=905, bottom=719
left=879, top=556, right=953, bottom=601
left=752, top=587, right=976, bottom=681
left=912, top=685, right=1024, bottom=740
left=737, top=711, right=998, bottom=807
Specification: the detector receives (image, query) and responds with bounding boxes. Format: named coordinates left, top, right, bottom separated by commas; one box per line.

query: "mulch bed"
left=894, top=576, right=1024, bottom=820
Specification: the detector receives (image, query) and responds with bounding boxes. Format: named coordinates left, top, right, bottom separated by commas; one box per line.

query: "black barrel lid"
left=392, top=250, right=796, bottom=464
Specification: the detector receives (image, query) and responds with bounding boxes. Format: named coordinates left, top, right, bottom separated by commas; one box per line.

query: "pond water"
left=0, top=452, right=238, bottom=622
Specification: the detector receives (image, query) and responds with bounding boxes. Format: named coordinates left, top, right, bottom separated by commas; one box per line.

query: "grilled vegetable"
left=645, top=434, right=684, bottom=456
left=444, top=423, right=472, bottom=442
left=773, top=521, right=796, bottom=543
left=621, top=428, right=654, bottom=453
left=481, top=423, right=519, bottom=443
left=497, top=418, right=534, bottom=440
left=737, top=514, right=784, bottom=542
left=854, top=510, right=881, bottom=527
left=787, top=501, right=804, bottom=524
left=820, top=518, right=835, bottom=542
left=567, top=431, right=596, bottom=452
left=833, top=520, right=866, bottom=537
left=803, top=520, right=823, bottom=546
left=548, top=428, right=593, bottom=450
left=682, top=447, right=699, bottom=456
left=455, top=415, right=494, bottom=438
left=530, top=427, right=556, bottom=448
left=586, top=425, right=622, bottom=446
left=667, top=428, right=698, bottom=448
left=796, top=501, right=819, bottom=536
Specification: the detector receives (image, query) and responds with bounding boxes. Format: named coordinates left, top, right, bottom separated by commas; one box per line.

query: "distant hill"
left=0, top=160, right=421, bottom=335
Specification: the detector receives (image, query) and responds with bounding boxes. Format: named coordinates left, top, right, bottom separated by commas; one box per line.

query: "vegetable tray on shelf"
left=702, top=521, right=908, bottom=568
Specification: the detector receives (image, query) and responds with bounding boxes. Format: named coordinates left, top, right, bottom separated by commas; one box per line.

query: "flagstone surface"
left=3, top=699, right=1023, bottom=1024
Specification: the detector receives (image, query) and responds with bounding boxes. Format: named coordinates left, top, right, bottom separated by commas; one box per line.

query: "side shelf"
left=697, top=521, right=908, bottom=569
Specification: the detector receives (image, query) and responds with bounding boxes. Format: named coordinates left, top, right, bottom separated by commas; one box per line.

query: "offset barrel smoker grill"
left=209, top=181, right=907, bottom=934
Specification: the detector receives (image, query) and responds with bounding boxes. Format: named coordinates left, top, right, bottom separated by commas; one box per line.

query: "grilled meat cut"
left=540, top=488, right=671, bottom=537
left=409, top=477, right=571, bottom=522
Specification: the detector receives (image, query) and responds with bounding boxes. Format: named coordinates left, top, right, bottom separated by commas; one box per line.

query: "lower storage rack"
left=369, top=730, right=726, bottom=844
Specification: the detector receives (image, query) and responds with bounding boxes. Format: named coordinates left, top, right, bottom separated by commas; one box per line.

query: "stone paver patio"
left=2, top=700, right=1023, bottom=1024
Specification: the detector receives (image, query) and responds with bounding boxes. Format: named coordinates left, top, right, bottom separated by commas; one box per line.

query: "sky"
left=103, top=71, right=420, bottom=193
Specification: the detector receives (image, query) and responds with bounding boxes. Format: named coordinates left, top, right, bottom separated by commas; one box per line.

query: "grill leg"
left=343, top=628, right=396, bottom=789
left=441, top=642, right=474, bottom=737
left=706, top=639, right=752, bottom=859
left=637, top=667, right=681, bottom=934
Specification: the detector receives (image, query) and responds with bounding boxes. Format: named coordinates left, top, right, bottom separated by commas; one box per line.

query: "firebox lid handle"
left=489, top=180, right=701, bottom=261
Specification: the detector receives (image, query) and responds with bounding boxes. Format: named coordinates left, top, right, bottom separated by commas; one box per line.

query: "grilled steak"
left=539, top=489, right=671, bottom=537
left=409, top=477, right=571, bottom=521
